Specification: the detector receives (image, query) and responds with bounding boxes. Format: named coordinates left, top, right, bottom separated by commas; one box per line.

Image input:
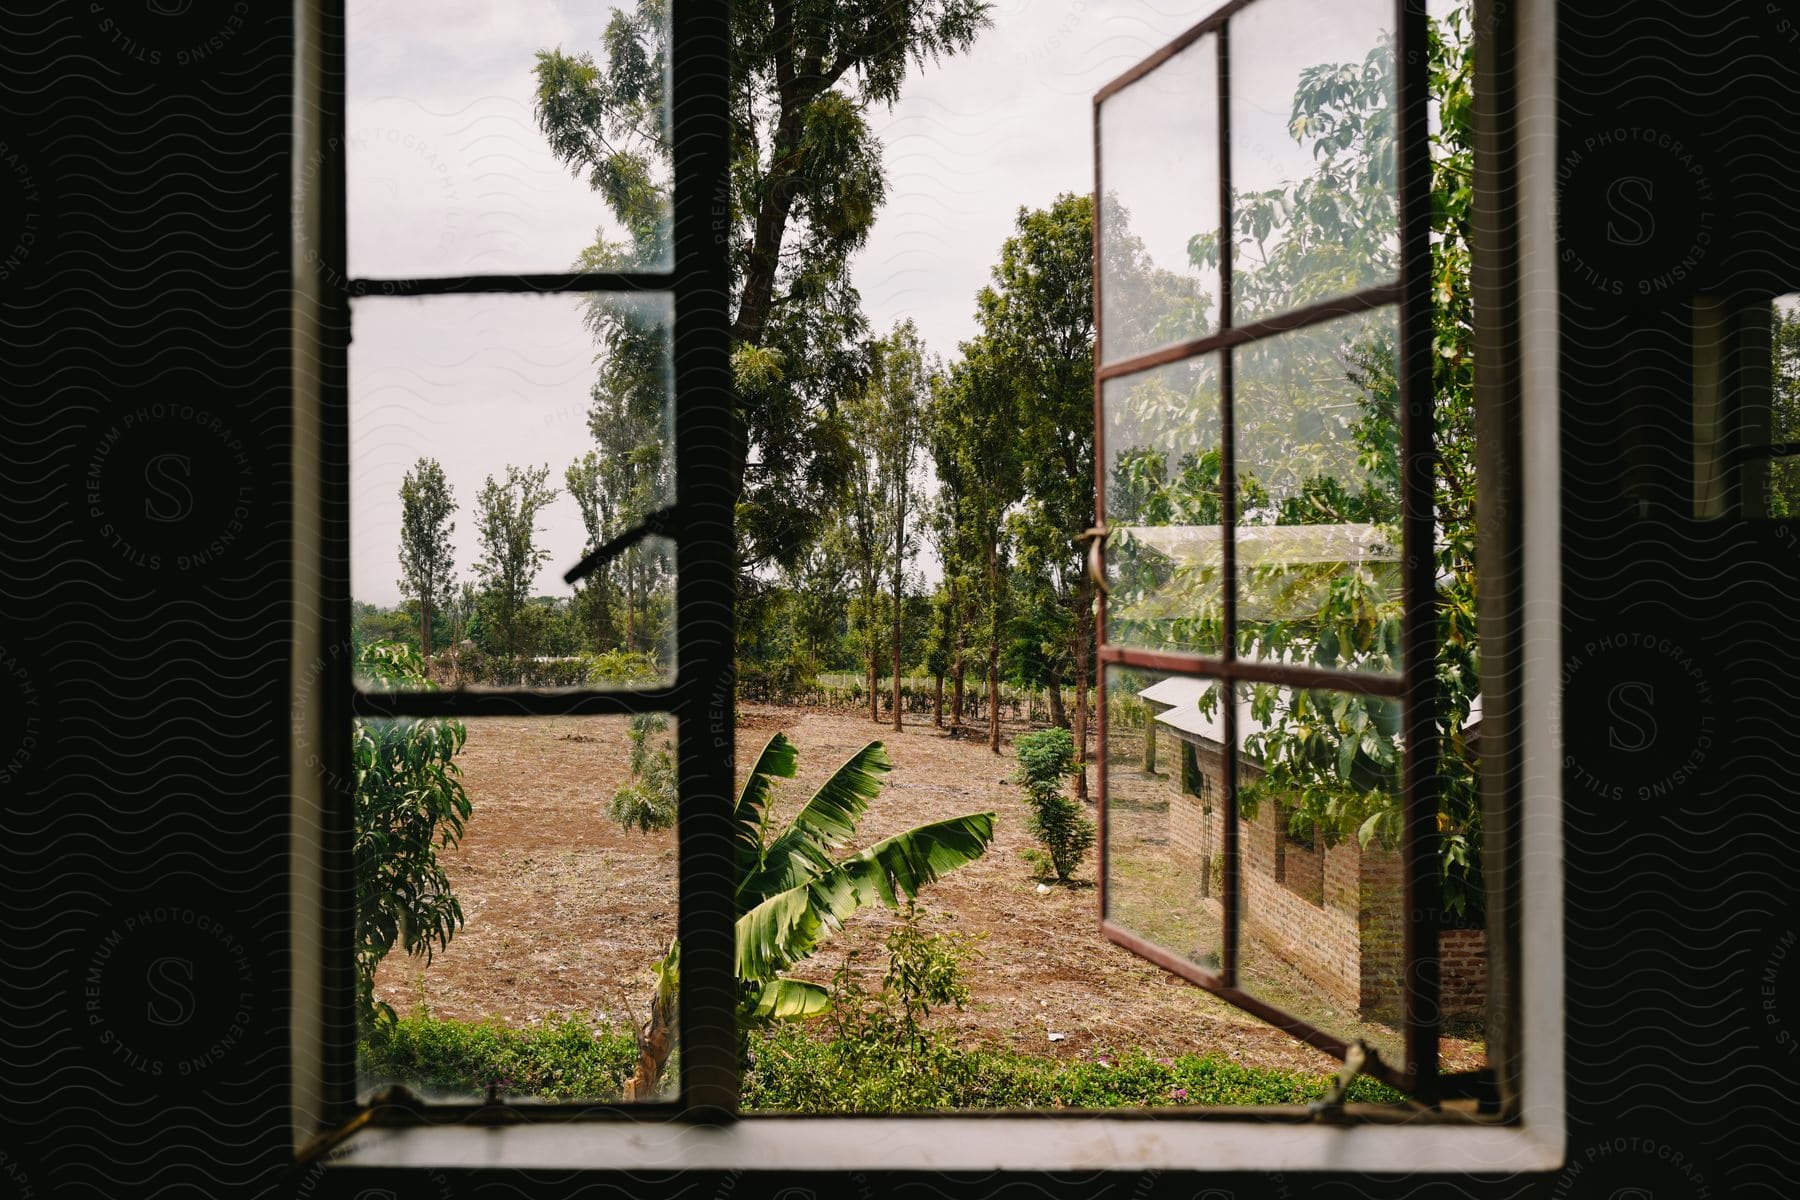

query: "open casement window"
left=307, top=0, right=738, bottom=1128
left=1094, top=0, right=1463, bottom=1102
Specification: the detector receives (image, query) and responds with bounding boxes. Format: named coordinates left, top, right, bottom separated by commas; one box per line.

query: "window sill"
left=323, top=1112, right=1565, bottom=1174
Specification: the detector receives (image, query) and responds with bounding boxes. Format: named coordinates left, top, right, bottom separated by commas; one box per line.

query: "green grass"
left=359, top=1011, right=1403, bottom=1110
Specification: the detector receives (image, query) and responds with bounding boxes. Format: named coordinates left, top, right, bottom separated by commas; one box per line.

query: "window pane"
left=1234, top=682, right=1407, bottom=1073
left=357, top=714, right=680, bottom=1103
left=1228, top=0, right=1397, bottom=324
left=1102, top=355, right=1225, bottom=656
left=347, top=2, right=671, bottom=276
left=350, top=291, right=675, bottom=689
left=1097, top=33, right=1220, bottom=365
left=1233, top=305, right=1401, bottom=674
left=1103, top=666, right=1227, bottom=979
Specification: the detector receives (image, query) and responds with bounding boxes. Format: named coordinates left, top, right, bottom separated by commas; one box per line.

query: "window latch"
left=1309, top=1040, right=1372, bottom=1122
left=1076, top=525, right=1110, bottom=598
left=294, top=1084, right=426, bottom=1166
left=563, top=504, right=681, bottom=586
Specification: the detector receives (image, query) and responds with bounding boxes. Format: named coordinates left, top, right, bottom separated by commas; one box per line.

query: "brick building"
left=1136, top=676, right=1486, bottom=1022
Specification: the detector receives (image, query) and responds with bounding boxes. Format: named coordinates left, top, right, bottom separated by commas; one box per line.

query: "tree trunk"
left=1073, top=571, right=1093, bottom=802
left=986, top=536, right=1001, bottom=755
left=622, top=960, right=677, bottom=1102
left=932, top=672, right=944, bottom=728
left=867, top=639, right=879, bottom=723
left=420, top=597, right=433, bottom=658
left=890, top=610, right=904, bottom=733
left=1046, top=669, right=1066, bottom=729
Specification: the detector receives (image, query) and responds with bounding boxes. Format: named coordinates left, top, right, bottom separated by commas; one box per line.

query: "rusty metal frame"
left=1093, top=0, right=1442, bottom=1102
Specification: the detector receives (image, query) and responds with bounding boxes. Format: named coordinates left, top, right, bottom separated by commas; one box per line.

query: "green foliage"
left=534, top=0, right=991, bottom=575
left=865, top=904, right=982, bottom=1050
left=358, top=1008, right=1405, bottom=1110
left=362, top=1010, right=638, bottom=1102
left=732, top=734, right=996, bottom=1020
left=353, top=642, right=472, bottom=1029
left=608, top=713, right=678, bottom=833
left=742, top=1025, right=1402, bottom=1112
left=1013, top=727, right=1094, bottom=882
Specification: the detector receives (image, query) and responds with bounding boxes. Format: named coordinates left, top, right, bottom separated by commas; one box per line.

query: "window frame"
left=1093, top=0, right=1445, bottom=1100
left=290, top=0, right=1567, bottom=1171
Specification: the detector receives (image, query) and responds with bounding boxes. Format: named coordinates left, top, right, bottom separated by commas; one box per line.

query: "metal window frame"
left=311, top=0, right=738, bottom=1129
left=1092, top=0, right=1454, bottom=1102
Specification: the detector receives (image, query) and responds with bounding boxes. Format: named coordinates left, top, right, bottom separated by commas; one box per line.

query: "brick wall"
left=1156, top=725, right=1487, bottom=1026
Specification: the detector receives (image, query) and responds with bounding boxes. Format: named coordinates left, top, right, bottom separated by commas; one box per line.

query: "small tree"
left=396, top=458, right=457, bottom=657
left=353, top=642, right=472, bottom=1028
left=1014, top=727, right=1094, bottom=883
left=608, top=713, right=677, bottom=833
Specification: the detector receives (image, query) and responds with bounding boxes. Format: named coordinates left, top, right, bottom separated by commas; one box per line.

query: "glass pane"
left=358, top=713, right=680, bottom=1103
left=347, top=2, right=671, bottom=276
left=1097, top=33, right=1221, bottom=364
left=1102, top=355, right=1225, bottom=656
left=1233, top=305, right=1401, bottom=674
left=1103, top=666, right=1227, bottom=978
left=1234, top=681, right=1406, bottom=1072
left=350, top=291, right=675, bottom=689
left=1228, top=0, right=1397, bottom=324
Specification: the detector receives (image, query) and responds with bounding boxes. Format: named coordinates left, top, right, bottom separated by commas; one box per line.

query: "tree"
left=841, top=375, right=890, bottom=723
left=872, top=322, right=932, bottom=731
left=934, top=317, right=1026, bottom=754
left=396, top=458, right=457, bottom=658
left=533, top=0, right=991, bottom=577
left=353, top=642, right=472, bottom=1027
left=1768, top=302, right=1800, bottom=516
left=473, top=464, right=560, bottom=660
left=983, top=195, right=1097, bottom=793
left=621, top=732, right=995, bottom=1097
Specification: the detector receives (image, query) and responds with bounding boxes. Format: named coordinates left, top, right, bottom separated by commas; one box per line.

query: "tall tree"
left=840, top=371, right=890, bottom=723
left=395, top=458, right=457, bottom=658
left=866, top=321, right=932, bottom=731
left=983, top=195, right=1097, bottom=796
left=933, top=347, right=1021, bottom=753
left=473, top=465, right=560, bottom=660
left=533, top=0, right=991, bottom=576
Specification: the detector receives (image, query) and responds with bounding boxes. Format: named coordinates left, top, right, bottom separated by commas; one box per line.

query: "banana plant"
left=622, top=732, right=996, bottom=1098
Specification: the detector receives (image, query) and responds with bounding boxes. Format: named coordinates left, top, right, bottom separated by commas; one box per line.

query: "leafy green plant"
left=1013, top=727, right=1095, bottom=883
left=607, top=713, right=677, bottom=833
left=621, top=733, right=997, bottom=1098
left=353, top=642, right=473, bottom=1029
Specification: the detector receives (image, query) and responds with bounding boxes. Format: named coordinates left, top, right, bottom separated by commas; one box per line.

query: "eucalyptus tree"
left=866, top=321, right=932, bottom=730
left=932, top=347, right=1020, bottom=753
left=473, top=464, right=560, bottom=661
left=532, top=0, right=992, bottom=576
left=396, top=458, right=457, bottom=658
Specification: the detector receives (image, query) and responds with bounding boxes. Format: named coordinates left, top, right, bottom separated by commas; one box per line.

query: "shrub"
left=361, top=1010, right=637, bottom=1101
left=1013, top=728, right=1095, bottom=883
left=608, top=712, right=678, bottom=832
left=353, top=642, right=471, bottom=1029
left=358, top=1009, right=1407, bottom=1111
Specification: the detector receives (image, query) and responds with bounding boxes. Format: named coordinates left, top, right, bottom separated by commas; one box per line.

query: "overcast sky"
left=346, top=0, right=1391, bottom=606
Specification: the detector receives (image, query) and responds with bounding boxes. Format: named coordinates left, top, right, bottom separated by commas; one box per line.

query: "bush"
left=1013, top=728, right=1095, bottom=883
left=353, top=642, right=471, bottom=1029
left=608, top=712, right=678, bottom=832
left=361, top=1010, right=637, bottom=1101
left=358, top=1009, right=1407, bottom=1111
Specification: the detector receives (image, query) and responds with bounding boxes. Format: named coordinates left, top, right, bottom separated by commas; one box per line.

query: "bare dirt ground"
left=374, top=703, right=1483, bottom=1076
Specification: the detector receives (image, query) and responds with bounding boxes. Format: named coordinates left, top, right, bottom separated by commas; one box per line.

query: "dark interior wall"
left=1554, top=3, right=1800, bottom=1199
left=0, top=4, right=298, bottom=1198
left=2, top=2, right=1798, bottom=1198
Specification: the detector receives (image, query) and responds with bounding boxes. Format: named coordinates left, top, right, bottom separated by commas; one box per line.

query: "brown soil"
left=374, top=703, right=1483, bottom=1076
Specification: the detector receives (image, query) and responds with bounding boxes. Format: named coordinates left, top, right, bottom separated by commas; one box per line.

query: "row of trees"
left=525, top=0, right=1486, bottom=914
